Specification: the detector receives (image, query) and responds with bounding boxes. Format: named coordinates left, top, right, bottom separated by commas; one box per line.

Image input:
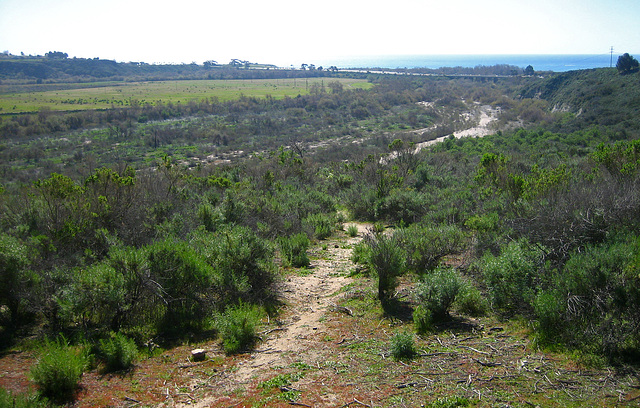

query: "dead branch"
left=339, top=398, right=372, bottom=408
left=261, top=326, right=289, bottom=335
left=289, top=402, right=312, bottom=407
left=396, top=381, right=432, bottom=389
left=474, top=358, right=502, bottom=367
left=330, top=303, right=354, bottom=316
left=419, top=351, right=458, bottom=357
left=458, top=345, right=491, bottom=355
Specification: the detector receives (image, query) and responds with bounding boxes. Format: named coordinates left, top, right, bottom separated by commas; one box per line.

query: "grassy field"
left=0, top=77, right=372, bottom=114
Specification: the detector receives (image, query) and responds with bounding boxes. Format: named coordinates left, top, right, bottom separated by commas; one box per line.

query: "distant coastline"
left=302, top=54, right=614, bottom=72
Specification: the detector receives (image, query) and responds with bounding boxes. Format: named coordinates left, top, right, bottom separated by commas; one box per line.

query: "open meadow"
left=0, top=77, right=372, bottom=113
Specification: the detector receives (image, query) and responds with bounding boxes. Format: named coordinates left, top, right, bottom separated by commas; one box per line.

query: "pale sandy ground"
left=413, top=103, right=500, bottom=151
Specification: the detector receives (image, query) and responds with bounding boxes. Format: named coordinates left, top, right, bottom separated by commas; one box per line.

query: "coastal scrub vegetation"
left=1, top=58, right=640, bottom=404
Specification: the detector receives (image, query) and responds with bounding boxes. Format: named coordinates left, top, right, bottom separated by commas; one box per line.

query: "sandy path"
left=180, top=223, right=369, bottom=407
left=414, top=103, right=499, bottom=151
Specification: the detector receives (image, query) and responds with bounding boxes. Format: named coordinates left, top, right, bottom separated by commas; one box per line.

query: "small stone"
left=191, top=348, right=206, bottom=362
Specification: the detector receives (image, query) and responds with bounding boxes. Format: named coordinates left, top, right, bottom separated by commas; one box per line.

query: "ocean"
left=308, top=54, right=614, bottom=72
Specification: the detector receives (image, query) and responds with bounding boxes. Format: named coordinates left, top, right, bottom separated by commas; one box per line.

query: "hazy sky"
left=1, top=0, right=639, bottom=66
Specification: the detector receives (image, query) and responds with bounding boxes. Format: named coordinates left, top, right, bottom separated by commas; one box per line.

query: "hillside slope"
left=520, top=68, right=640, bottom=133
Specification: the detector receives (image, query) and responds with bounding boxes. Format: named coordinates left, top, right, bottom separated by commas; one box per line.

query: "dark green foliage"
left=190, top=225, right=276, bottom=304
left=215, top=303, right=263, bottom=354
left=0, top=387, right=48, bottom=408
left=616, top=53, right=639, bottom=75
left=0, top=233, right=32, bottom=325
left=58, top=262, right=127, bottom=331
left=396, top=224, right=467, bottom=274
left=147, top=239, right=216, bottom=333
left=98, top=332, right=137, bottom=372
left=479, top=239, right=545, bottom=315
left=390, top=331, right=418, bottom=360
left=413, top=305, right=434, bottom=335
left=364, top=232, right=406, bottom=300
left=346, top=224, right=359, bottom=237
left=303, top=213, right=335, bottom=240
left=350, top=240, right=372, bottom=269
left=375, top=189, right=429, bottom=224
left=30, top=338, right=87, bottom=403
left=278, top=233, right=310, bottom=268
left=534, top=234, right=640, bottom=359
left=455, top=280, right=488, bottom=317
left=415, top=268, right=463, bottom=321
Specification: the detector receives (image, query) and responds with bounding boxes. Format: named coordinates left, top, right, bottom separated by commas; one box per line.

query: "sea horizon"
left=294, top=54, right=616, bottom=72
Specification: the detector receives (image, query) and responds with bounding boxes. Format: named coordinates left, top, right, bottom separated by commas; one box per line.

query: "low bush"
left=479, top=239, right=544, bottom=314
left=455, top=280, right=488, bottom=317
left=416, top=267, right=463, bottom=321
left=396, top=224, right=467, bottom=274
left=303, top=213, right=335, bottom=240
left=0, top=387, right=48, bottom=408
left=346, top=224, right=359, bottom=237
left=30, top=338, right=88, bottom=403
left=364, top=232, right=406, bottom=300
left=413, top=305, right=434, bottom=335
left=98, top=332, right=138, bottom=373
left=147, top=239, right=216, bottom=333
left=534, top=233, right=640, bottom=358
left=215, top=303, right=263, bottom=354
left=390, top=331, right=418, bottom=360
left=278, top=233, right=310, bottom=268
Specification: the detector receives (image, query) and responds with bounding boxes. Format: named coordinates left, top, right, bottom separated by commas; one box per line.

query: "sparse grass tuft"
left=390, top=331, right=418, bottom=361
left=30, top=337, right=88, bottom=403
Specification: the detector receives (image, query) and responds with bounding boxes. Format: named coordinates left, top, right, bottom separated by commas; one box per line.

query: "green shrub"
left=346, top=224, right=359, bottom=237
left=191, top=225, right=276, bottom=304
left=455, top=280, right=488, bottom=317
left=216, top=303, right=263, bottom=354
left=147, top=239, right=216, bottom=333
left=303, top=213, right=335, bottom=240
left=197, top=202, right=222, bottom=232
left=372, top=222, right=385, bottom=234
left=278, top=233, right=310, bottom=268
left=98, top=332, right=138, bottom=372
left=57, top=262, right=126, bottom=331
left=0, top=387, right=48, bottom=408
left=396, top=224, right=467, bottom=274
left=350, top=240, right=371, bottom=266
left=416, top=267, right=462, bottom=321
left=0, top=233, right=32, bottom=326
left=534, top=234, right=640, bottom=358
left=479, top=239, right=544, bottom=314
left=375, top=189, right=429, bottom=225
left=31, top=338, right=88, bottom=403
left=390, top=331, right=418, bottom=360
left=413, top=305, right=434, bottom=335
left=365, top=233, right=406, bottom=300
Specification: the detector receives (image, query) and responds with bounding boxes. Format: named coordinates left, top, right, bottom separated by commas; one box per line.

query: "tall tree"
left=616, top=53, right=639, bottom=75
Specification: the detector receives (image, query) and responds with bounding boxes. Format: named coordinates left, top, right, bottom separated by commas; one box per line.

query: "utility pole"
left=610, top=46, right=614, bottom=68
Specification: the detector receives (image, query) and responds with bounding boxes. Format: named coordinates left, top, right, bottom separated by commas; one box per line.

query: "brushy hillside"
left=1, top=66, right=639, bottom=406
left=520, top=67, right=640, bottom=133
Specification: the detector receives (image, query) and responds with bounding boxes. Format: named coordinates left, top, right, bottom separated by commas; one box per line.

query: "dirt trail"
left=181, top=223, right=369, bottom=407
left=415, top=103, right=500, bottom=151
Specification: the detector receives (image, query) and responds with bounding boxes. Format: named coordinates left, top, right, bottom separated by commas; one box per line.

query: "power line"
left=610, top=46, right=614, bottom=68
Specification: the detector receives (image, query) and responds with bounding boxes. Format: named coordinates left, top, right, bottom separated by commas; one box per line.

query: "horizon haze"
left=1, top=0, right=639, bottom=67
